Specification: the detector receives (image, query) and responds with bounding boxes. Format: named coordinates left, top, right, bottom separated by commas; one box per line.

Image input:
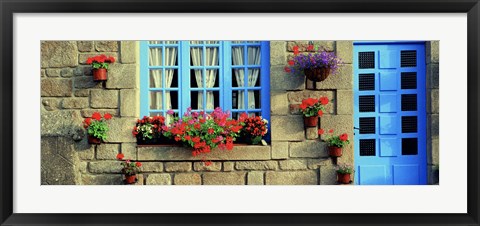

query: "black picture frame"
left=1, top=0, right=479, bottom=225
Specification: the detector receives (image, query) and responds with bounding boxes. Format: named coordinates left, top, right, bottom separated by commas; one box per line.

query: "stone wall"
left=41, top=41, right=138, bottom=185
left=40, top=40, right=437, bottom=185
left=426, top=41, right=440, bottom=184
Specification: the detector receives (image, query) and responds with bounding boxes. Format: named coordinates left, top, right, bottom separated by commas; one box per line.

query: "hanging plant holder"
left=328, top=146, right=343, bottom=157
left=337, top=173, right=352, bottom=184
left=303, top=116, right=318, bottom=127
left=304, top=68, right=331, bottom=82
left=92, top=68, right=108, bottom=81
left=124, top=174, right=137, bottom=184
left=87, top=135, right=101, bottom=144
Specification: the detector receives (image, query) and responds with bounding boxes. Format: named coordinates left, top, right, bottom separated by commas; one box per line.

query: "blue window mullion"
left=260, top=41, right=271, bottom=141
left=162, top=44, right=166, bottom=114
left=180, top=41, right=190, bottom=117
left=223, top=41, right=232, bottom=112
left=140, top=41, right=149, bottom=118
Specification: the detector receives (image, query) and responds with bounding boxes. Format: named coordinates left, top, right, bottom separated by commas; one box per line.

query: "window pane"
left=206, top=47, right=219, bottom=66
left=164, top=47, right=178, bottom=66
left=149, top=70, right=162, bottom=88
left=247, top=46, right=261, bottom=65
left=190, top=69, right=203, bottom=88
left=247, top=68, right=261, bottom=87
left=232, top=46, right=244, bottom=65
left=149, top=48, right=162, bottom=66
left=166, top=69, right=178, bottom=88
left=232, top=90, right=245, bottom=110
left=150, top=91, right=163, bottom=110
left=206, top=69, right=219, bottom=88
left=250, top=90, right=261, bottom=109
left=190, top=47, right=203, bottom=66
left=233, top=69, right=245, bottom=87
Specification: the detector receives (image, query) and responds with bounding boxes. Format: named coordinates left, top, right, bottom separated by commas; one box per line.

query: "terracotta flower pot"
left=303, top=116, right=318, bottom=127
left=92, top=68, right=108, bottom=81
left=87, top=135, right=101, bottom=144
left=304, top=68, right=331, bottom=82
left=124, top=174, right=137, bottom=184
left=328, top=146, right=343, bottom=157
left=337, top=173, right=351, bottom=184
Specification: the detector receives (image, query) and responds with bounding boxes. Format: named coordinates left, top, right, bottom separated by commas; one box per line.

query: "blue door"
left=353, top=42, right=427, bottom=185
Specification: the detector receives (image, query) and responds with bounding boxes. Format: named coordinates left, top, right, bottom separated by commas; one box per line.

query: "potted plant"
left=116, top=153, right=142, bottom=184
left=319, top=129, right=350, bottom=157
left=83, top=112, right=112, bottom=144
left=299, top=97, right=329, bottom=127
left=285, top=45, right=342, bottom=82
left=336, top=163, right=354, bottom=184
left=240, top=113, right=269, bottom=145
left=163, top=107, right=243, bottom=157
left=86, top=54, right=115, bottom=81
left=132, top=115, right=171, bottom=145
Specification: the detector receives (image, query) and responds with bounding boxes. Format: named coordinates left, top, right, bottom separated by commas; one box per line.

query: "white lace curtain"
left=149, top=41, right=177, bottom=121
left=232, top=41, right=261, bottom=111
left=190, top=41, right=218, bottom=110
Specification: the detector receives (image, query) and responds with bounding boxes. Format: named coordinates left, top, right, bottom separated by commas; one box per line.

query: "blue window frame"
left=140, top=41, right=270, bottom=139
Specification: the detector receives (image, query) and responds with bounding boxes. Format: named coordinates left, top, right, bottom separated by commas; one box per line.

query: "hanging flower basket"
left=328, top=146, right=343, bottom=157
left=86, top=54, right=115, bottom=82
left=92, top=68, right=108, bottom=81
left=304, top=116, right=318, bottom=127
left=337, top=172, right=351, bottom=184
left=124, top=174, right=137, bottom=184
left=304, top=68, right=331, bottom=82
left=87, top=135, right=101, bottom=144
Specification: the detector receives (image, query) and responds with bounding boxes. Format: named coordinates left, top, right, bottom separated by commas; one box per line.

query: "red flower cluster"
left=293, top=46, right=300, bottom=55
left=83, top=112, right=112, bottom=128
left=242, top=114, right=269, bottom=137
left=299, top=97, right=329, bottom=118
left=163, top=107, right=243, bottom=158
left=116, top=153, right=142, bottom=175
left=132, top=115, right=167, bottom=138
left=320, top=128, right=351, bottom=148
left=86, top=54, right=115, bottom=64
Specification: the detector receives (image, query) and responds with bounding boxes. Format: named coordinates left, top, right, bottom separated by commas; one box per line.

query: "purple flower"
left=167, top=109, right=174, bottom=115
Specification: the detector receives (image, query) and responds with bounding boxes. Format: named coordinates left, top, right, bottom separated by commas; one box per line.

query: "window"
left=139, top=41, right=271, bottom=137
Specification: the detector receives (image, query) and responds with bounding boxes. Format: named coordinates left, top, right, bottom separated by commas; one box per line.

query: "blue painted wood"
left=353, top=42, right=427, bottom=185
left=140, top=41, right=271, bottom=141
left=260, top=41, right=271, bottom=142
left=139, top=41, right=149, bottom=118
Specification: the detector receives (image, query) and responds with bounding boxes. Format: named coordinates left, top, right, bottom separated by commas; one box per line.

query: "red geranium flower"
left=317, top=110, right=324, bottom=117
left=83, top=118, right=91, bottom=128
left=207, top=128, right=214, bottom=134
left=320, top=97, right=329, bottom=105
left=329, top=129, right=334, bottom=134
left=318, top=129, right=325, bottom=135
left=116, top=153, right=124, bottom=160
left=284, top=66, right=291, bottom=73
left=293, top=46, right=299, bottom=55
left=135, top=162, right=142, bottom=167
left=92, top=112, right=102, bottom=121
left=104, top=113, right=112, bottom=120
left=194, top=123, right=201, bottom=130
left=339, top=133, right=349, bottom=141
left=307, top=44, right=314, bottom=51
left=288, top=60, right=295, bottom=66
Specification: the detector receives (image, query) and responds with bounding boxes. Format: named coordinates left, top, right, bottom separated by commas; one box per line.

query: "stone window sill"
left=137, top=144, right=272, bottom=161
